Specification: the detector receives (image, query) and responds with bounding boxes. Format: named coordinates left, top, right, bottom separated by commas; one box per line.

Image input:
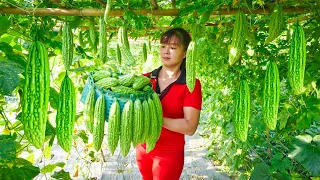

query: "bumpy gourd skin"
left=263, top=62, right=280, bottom=130
left=62, top=21, right=73, bottom=71
left=234, top=80, right=250, bottom=142
left=56, top=74, right=76, bottom=152
left=186, top=41, right=196, bottom=93
left=145, top=97, right=161, bottom=153
left=118, top=27, right=135, bottom=65
left=120, top=100, right=133, bottom=157
left=22, top=41, right=50, bottom=149
left=228, top=11, right=248, bottom=66
left=93, top=95, right=106, bottom=151
left=132, top=98, right=144, bottom=147
left=288, top=23, right=306, bottom=95
left=265, top=4, right=284, bottom=44
left=108, top=100, right=121, bottom=155
left=84, top=87, right=95, bottom=134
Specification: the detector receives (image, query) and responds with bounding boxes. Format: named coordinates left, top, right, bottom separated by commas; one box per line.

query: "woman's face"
left=160, top=36, right=186, bottom=68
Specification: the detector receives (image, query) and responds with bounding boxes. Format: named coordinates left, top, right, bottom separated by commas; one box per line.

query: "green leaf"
left=0, top=119, right=5, bottom=126
left=68, top=17, right=84, bottom=29
left=177, top=4, right=198, bottom=16
left=25, top=154, right=34, bottom=164
left=288, top=135, right=320, bottom=176
left=0, top=135, right=16, bottom=163
left=0, top=35, right=14, bottom=44
left=12, top=158, right=40, bottom=180
left=41, top=162, right=65, bottom=173
left=0, top=16, right=10, bottom=35
left=296, top=112, right=311, bottom=130
left=6, top=53, right=27, bottom=68
left=15, top=112, right=22, bottom=123
left=0, top=165, right=16, bottom=180
left=45, top=120, right=55, bottom=137
left=0, top=42, right=13, bottom=54
left=77, top=130, right=88, bottom=144
left=69, top=66, right=85, bottom=72
left=43, top=144, right=52, bottom=160
left=49, top=87, right=60, bottom=110
left=313, top=135, right=320, bottom=149
left=199, top=7, right=214, bottom=24
left=250, top=163, right=272, bottom=180
left=308, top=111, right=320, bottom=122
left=0, top=60, right=24, bottom=96
left=51, top=169, right=72, bottom=180
left=238, top=173, right=249, bottom=180
left=88, top=151, right=95, bottom=160
left=170, top=16, right=183, bottom=26
left=278, top=108, right=290, bottom=130
left=272, top=172, right=290, bottom=180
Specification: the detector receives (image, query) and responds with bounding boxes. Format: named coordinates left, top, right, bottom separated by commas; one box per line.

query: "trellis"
left=0, top=6, right=310, bottom=17
left=0, top=1, right=316, bottom=39
left=0, top=5, right=312, bottom=32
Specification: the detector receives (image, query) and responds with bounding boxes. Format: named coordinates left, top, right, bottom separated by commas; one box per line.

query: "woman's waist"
left=149, top=127, right=185, bottom=150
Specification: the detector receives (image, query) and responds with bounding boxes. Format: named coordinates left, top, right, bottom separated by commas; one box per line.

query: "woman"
left=136, top=27, right=202, bottom=180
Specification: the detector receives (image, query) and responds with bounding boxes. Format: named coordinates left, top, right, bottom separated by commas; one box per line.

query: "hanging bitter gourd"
left=132, top=98, right=144, bottom=147
left=78, top=30, right=84, bottom=47
left=118, top=26, right=135, bottom=65
left=116, top=43, right=121, bottom=64
left=93, top=94, right=106, bottom=151
left=228, top=11, right=248, bottom=66
left=233, top=80, right=250, bottom=142
left=107, top=99, right=121, bottom=155
left=200, top=9, right=213, bottom=24
left=84, top=87, right=95, bottom=134
left=103, top=0, right=112, bottom=24
left=22, top=40, right=50, bottom=149
left=288, top=23, right=306, bottom=95
left=120, top=100, right=133, bottom=157
left=263, top=62, right=280, bottom=130
left=62, top=21, right=73, bottom=71
left=89, top=17, right=97, bottom=54
left=89, top=17, right=96, bottom=47
left=56, top=73, right=76, bottom=152
left=99, top=16, right=107, bottom=63
left=265, top=4, right=284, bottom=44
left=151, top=92, right=163, bottom=140
left=142, top=42, right=147, bottom=62
left=140, top=99, right=150, bottom=144
left=186, top=41, right=196, bottom=92
left=146, top=97, right=159, bottom=153
left=148, top=38, right=152, bottom=52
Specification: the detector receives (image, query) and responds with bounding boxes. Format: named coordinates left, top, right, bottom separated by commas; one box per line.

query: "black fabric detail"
left=151, top=66, right=162, bottom=77
left=150, top=66, right=186, bottom=100
left=159, top=83, right=174, bottom=100
left=176, top=68, right=186, bottom=84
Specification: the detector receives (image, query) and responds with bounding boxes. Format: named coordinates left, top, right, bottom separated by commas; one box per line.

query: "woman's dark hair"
left=160, top=27, right=191, bottom=69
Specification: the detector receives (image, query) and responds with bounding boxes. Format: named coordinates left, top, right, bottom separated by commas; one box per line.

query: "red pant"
left=136, top=144, right=184, bottom=180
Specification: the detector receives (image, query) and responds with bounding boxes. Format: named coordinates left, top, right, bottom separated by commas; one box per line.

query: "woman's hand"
left=162, top=107, right=201, bottom=136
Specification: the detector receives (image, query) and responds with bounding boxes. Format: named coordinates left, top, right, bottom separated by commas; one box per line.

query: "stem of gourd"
left=266, top=126, right=271, bottom=157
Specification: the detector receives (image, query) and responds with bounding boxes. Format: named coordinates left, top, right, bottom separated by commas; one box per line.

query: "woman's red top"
left=142, top=66, right=202, bottom=151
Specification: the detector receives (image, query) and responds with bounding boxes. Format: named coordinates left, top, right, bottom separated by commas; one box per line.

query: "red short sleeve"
left=183, top=79, right=202, bottom=110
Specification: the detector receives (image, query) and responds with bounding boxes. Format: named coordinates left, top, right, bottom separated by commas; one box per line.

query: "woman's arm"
left=162, top=107, right=201, bottom=136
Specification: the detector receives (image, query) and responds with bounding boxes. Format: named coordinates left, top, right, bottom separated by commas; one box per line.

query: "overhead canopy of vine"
left=0, top=0, right=319, bottom=39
